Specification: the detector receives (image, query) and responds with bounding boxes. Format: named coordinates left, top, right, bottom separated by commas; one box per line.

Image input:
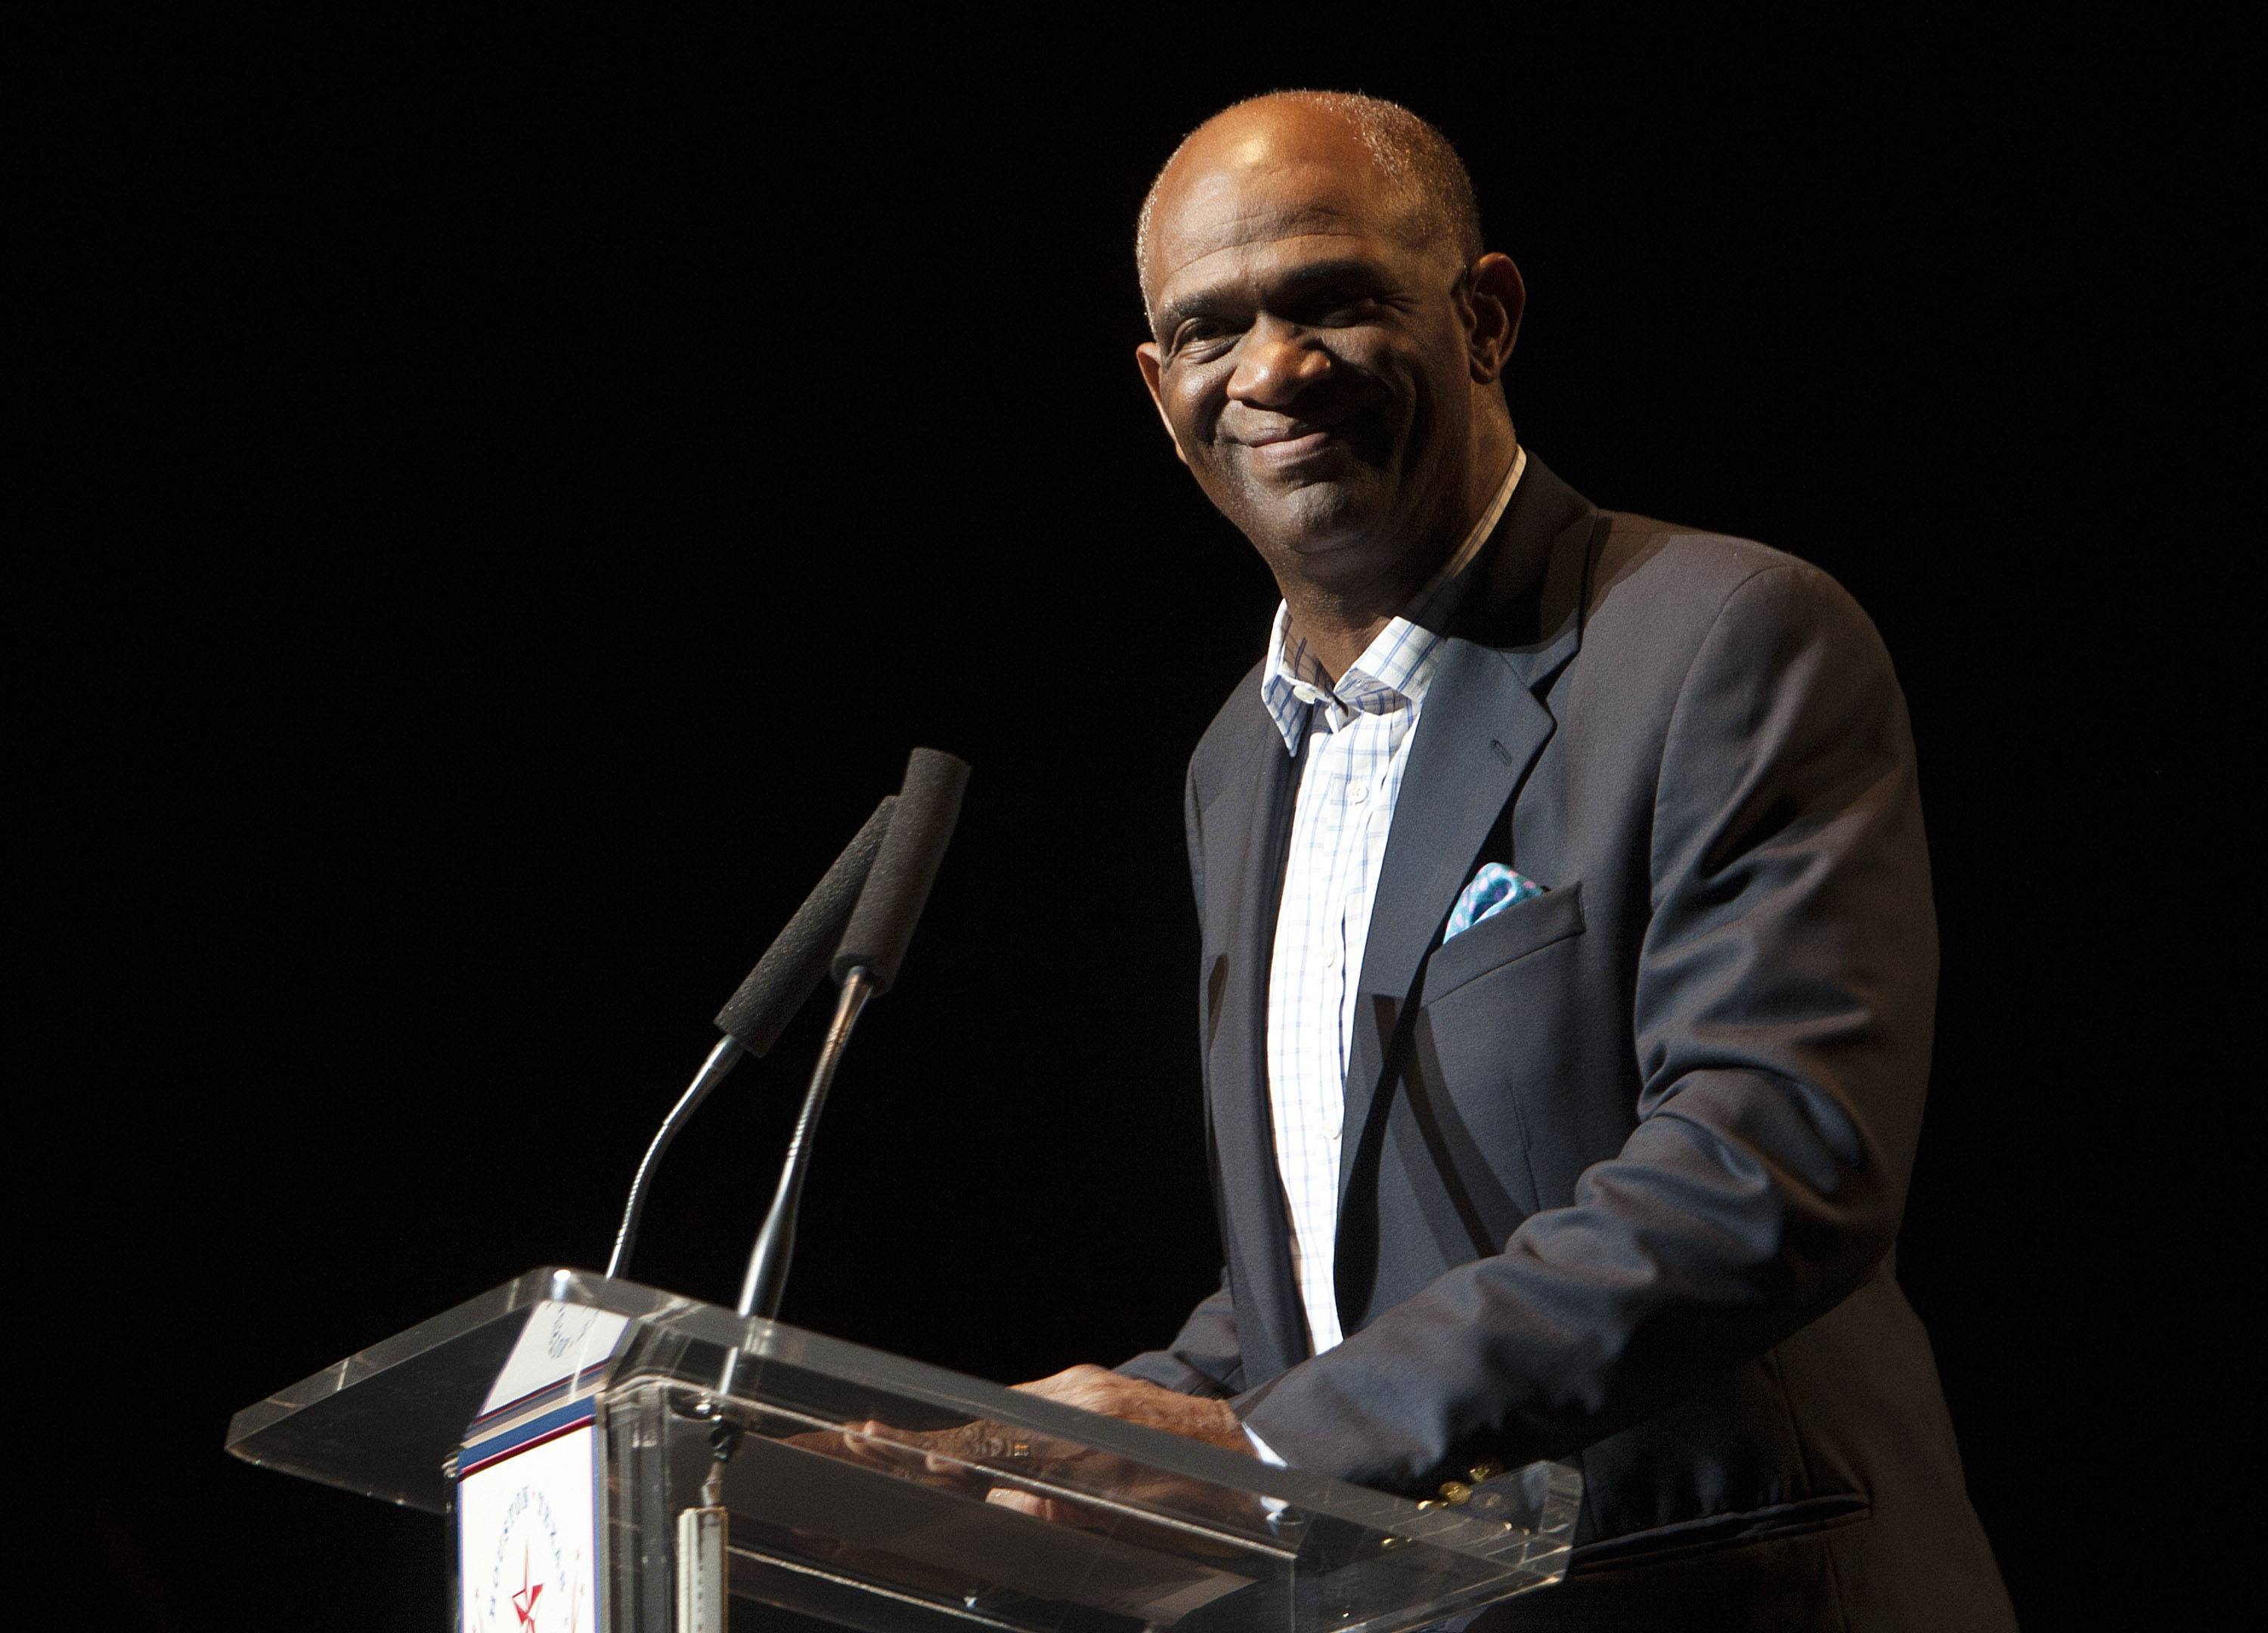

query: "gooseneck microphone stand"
left=718, top=748, right=970, bottom=1388
left=732, top=971, right=874, bottom=1325
left=605, top=1035, right=743, bottom=1281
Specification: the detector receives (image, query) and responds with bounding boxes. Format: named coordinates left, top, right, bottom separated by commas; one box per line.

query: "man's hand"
left=1008, top=1364, right=1251, bottom=1455
left=963, top=1365, right=1252, bottom=1525
left=789, top=1365, right=1258, bottom=1532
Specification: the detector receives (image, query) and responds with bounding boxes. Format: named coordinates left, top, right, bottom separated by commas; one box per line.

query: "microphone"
left=733, top=748, right=970, bottom=1328
left=714, top=795, right=897, bottom=1054
left=832, top=748, right=971, bottom=992
left=603, top=796, right=896, bottom=1280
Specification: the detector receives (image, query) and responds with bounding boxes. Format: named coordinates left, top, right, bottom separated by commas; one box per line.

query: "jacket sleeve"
left=1238, top=562, right=1936, bottom=1492
left=1115, top=1268, right=1247, bottom=1397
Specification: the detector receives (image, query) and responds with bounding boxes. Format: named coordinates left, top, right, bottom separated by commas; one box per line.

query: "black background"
left=31, top=16, right=2238, bottom=1630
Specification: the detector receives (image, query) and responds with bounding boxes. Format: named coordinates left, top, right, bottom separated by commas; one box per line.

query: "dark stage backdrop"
left=32, top=20, right=2233, bottom=1631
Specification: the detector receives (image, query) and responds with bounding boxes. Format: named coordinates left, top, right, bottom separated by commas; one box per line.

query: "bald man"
left=1005, top=94, right=2015, bottom=1631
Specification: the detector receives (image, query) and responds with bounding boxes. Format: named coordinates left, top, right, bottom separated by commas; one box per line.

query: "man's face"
left=1137, top=117, right=1484, bottom=594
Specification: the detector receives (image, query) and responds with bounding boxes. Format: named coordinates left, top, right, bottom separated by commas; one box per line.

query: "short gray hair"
left=1135, top=90, right=1485, bottom=298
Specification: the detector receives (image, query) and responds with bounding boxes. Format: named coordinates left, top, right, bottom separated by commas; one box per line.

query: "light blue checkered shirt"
left=1259, top=447, right=1525, bottom=1356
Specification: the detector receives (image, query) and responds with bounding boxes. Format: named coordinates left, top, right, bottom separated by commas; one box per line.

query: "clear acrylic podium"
left=228, top=1268, right=1578, bottom=1630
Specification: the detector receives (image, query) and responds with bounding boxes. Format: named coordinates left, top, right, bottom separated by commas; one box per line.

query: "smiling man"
left=1004, top=93, right=2016, bottom=1630
left=1132, top=95, right=1518, bottom=681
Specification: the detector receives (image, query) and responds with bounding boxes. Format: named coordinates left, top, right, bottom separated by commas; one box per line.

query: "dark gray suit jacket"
left=1121, top=456, right=2015, bottom=1630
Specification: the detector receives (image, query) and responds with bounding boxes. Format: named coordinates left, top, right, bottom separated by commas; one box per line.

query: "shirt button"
left=1328, top=1127, right=1343, bottom=1145
left=1324, top=944, right=1341, bottom=970
left=1348, top=782, right=1368, bottom=804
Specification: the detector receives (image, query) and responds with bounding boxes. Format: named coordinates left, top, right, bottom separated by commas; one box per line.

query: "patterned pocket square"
left=1444, top=863, right=1546, bottom=940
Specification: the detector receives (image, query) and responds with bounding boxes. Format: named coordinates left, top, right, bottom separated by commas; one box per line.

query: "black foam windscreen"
left=832, top=748, right=970, bottom=993
left=712, top=795, right=896, bottom=1055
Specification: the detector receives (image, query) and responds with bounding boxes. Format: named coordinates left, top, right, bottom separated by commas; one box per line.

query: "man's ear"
left=1135, top=342, right=1188, bottom=466
left=1463, top=253, right=1526, bottom=385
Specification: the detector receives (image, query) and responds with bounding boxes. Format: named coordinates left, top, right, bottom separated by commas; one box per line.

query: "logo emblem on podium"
left=460, top=1415, right=599, bottom=1632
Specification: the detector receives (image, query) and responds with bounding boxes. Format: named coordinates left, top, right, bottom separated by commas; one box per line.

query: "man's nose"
left=1225, top=319, right=1329, bottom=408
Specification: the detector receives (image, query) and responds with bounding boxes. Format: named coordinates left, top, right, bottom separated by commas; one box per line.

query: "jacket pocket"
left=1419, top=880, right=1586, bottom=1006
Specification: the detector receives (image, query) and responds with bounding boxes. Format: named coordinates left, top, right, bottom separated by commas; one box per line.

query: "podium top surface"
left=227, top=1268, right=1572, bottom=1556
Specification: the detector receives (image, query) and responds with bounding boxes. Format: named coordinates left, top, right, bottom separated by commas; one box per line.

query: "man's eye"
left=1174, top=324, right=1233, bottom=357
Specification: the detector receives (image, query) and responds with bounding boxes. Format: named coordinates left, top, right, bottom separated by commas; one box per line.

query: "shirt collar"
left=1259, top=445, right=1526, bottom=755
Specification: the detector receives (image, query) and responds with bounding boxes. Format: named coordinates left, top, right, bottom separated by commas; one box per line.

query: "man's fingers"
left=1014, top=1363, right=1148, bottom=1416
left=1012, top=1364, right=1111, bottom=1404
left=987, top=1487, right=1086, bottom=1526
left=838, top=1420, right=908, bottom=1465
left=1008, top=1366, right=1246, bottom=1451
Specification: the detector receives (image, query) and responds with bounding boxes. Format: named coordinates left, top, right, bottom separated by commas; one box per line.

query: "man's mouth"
left=1246, top=428, right=1337, bottom=466
left=1235, top=417, right=1359, bottom=470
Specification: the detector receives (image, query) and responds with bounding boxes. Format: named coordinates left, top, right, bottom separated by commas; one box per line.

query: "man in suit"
left=1002, top=91, right=2015, bottom=1628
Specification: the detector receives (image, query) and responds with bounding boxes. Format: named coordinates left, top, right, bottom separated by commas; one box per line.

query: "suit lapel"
left=1337, top=473, right=1601, bottom=1216
left=1198, top=697, right=1306, bottom=1380
left=1337, top=646, right=1553, bottom=1202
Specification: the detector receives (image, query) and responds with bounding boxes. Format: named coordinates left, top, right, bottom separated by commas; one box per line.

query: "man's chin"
left=1238, top=475, right=1379, bottom=547
left=1258, top=491, right=1396, bottom=567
